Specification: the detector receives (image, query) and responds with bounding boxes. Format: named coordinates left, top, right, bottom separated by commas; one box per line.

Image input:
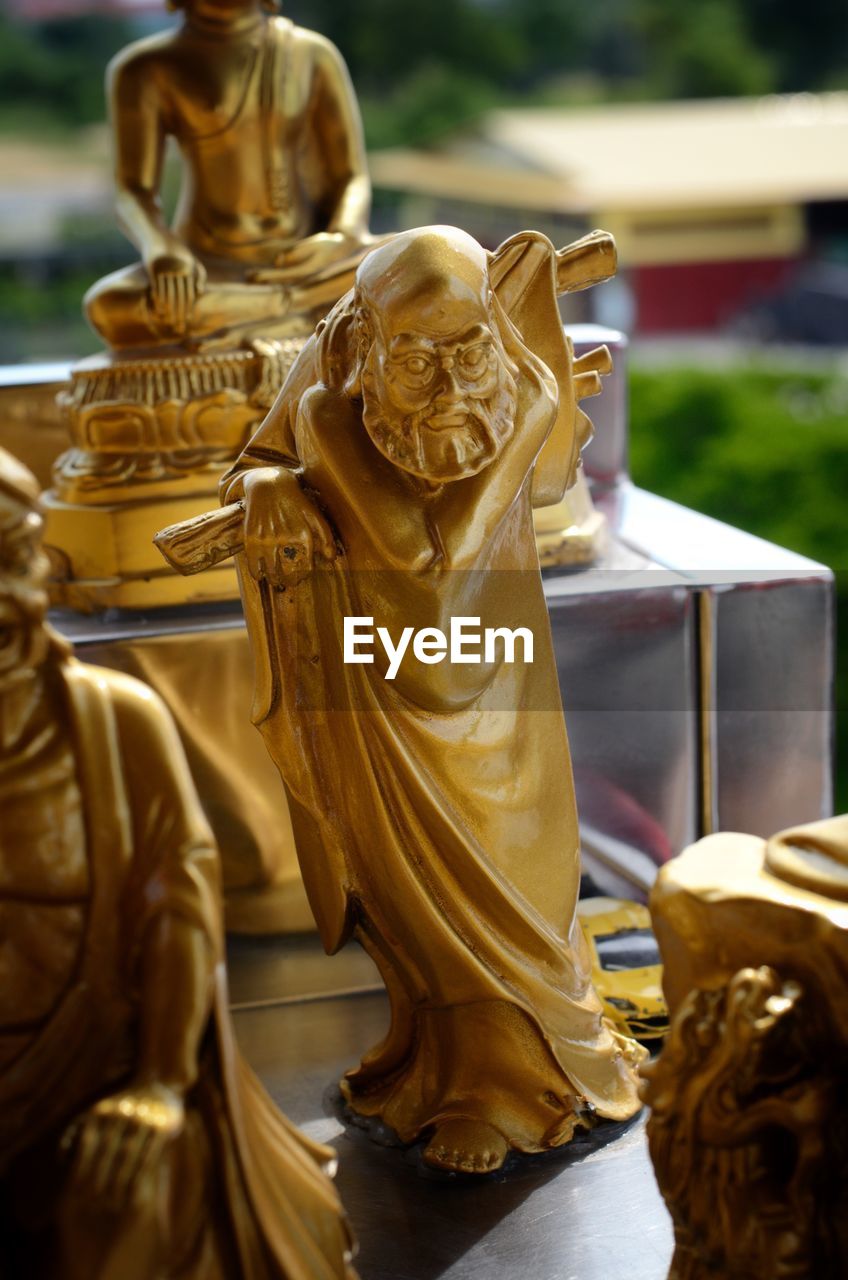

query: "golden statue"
left=85, top=0, right=371, bottom=352
left=158, top=225, right=644, bottom=1174
left=0, top=446, right=356, bottom=1278
left=642, top=817, right=848, bottom=1280
left=42, top=0, right=376, bottom=609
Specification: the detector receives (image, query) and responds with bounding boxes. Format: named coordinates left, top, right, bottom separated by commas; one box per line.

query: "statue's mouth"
left=424, top=411, right=469, bottom=431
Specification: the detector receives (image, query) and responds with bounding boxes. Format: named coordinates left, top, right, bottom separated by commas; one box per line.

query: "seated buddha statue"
left=84, top=0, right=374, bottom=352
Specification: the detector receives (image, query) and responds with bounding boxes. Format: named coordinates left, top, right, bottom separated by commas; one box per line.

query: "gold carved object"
left=158, top=225, right=644, bottom=1175
left=42, top=0, right=376, bottom=610
left=642, top=818, right=848, bottom=1279
left=0, top=446, right=356, bottom=1277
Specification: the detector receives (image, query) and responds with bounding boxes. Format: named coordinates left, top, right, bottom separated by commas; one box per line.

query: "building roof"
left=370, top=92, right=848, bottom=216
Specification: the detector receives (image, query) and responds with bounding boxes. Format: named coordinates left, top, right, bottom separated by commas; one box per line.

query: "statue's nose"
left=433, top=363, right=463, bottom=403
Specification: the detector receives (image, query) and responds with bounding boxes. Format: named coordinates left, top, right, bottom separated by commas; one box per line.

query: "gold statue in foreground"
left=0, top=447, right=356, bottom=1278
left=44, top=0, right=377, bottom=609
left=162, top=225, right=644, bottom=1173
left=642, top=818, right=848, bottom=1279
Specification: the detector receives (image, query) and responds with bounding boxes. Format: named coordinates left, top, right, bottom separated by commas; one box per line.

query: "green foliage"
left=745, top=0, right=848, bottom=92
left=634, top=0, right=775, bottom=98
left=2, top=1, right=848, bottom=145
left=361, top=65, right=498, bottom=150
left=291, top=0, right=522, bottom=91
left=629, top=361, right=848, bottom=806
left=0, top=13, right=135, bottom=131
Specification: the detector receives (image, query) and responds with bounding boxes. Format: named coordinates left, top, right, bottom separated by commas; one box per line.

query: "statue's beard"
left=360, top=351, right=519, bottom=483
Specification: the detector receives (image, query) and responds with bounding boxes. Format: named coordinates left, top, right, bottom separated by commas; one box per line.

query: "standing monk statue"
left=170, top=224, right=644, bottom=1175
left=84, top=0, right=373, bottom=352
left=0, top=446, right=357, bottom=1279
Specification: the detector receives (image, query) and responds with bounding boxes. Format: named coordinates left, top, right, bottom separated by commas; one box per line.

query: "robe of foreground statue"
left=222, top=226, right=643, bottom=1173
left=0, top=448, right=355, bottom=1278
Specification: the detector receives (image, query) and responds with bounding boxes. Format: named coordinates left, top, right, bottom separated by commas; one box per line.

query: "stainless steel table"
left=228, top=933, right=675, bottom=1280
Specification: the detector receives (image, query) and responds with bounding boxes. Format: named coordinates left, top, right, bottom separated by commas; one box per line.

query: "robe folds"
left=0, top=655, right=355, bottom=1280
left=223, top=230, right=643, bottom=1152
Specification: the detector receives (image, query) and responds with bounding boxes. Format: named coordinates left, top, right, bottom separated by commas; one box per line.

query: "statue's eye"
left=404, top=355, right=432, bottom=377
left=460, top=344, right=490, bottom=373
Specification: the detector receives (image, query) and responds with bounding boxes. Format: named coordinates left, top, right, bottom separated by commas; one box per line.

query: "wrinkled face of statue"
left=0, top=497, right=49, bottom=689
left=360, top=282, right=518, bottom=484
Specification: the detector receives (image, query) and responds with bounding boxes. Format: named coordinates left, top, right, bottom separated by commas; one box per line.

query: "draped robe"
left=223, top=231, right=643, bottom=1151
left=0, top=653, right=355, bottom=1280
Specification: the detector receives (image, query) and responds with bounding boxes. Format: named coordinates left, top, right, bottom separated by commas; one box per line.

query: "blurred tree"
left=629, top=361, right=848, bottom=809
left=361, top=64, right=498, bottom=149
left=3, top=0, right=848, bottom=144
left=0, top=12, right=135, bottom=128
left=288, top=0, right=521, bottom=91
left=633, top=0, right=775, bottom=98
left=746, top=0, right=848, bottom=92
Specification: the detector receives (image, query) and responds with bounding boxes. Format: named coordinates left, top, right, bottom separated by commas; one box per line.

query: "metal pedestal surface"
left=228, top=933, right=674, bottom=1280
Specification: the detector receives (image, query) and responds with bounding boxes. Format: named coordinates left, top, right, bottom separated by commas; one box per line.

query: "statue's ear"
left=312, top=292, right=359, bottom=393
left=342, top=305, right=373, bottom=401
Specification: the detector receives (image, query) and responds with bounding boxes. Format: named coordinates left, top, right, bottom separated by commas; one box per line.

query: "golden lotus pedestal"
left=43, top=340, right=305, bottom=611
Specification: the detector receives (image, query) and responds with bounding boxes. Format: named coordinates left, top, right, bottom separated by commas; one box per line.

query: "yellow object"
left=576, top=897, right=667, bottom=1042
left=173, top=225, right=646, bottom=1174
left=642, top=819, right=848, bottom=1280
left=43, top=0, right=378, bottom=611
left=0, top=446, right=356, bottom=1278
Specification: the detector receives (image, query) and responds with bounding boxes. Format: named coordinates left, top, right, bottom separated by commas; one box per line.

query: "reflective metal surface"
left=228, top=934, right=674, bottom=1280
left=55, top=478, right=833, bottom=916
left=568, top=325, right=629, bottom=486
left=1, top=327, right=833, bottom=913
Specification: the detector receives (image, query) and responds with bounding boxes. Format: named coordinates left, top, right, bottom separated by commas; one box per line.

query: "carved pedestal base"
left=43, top=340, right=305, bottom=610
left=642, top=827, right=848, bottom=1280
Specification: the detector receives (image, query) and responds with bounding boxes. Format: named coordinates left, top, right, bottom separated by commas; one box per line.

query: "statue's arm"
left=117, top=677, right=219, bottom=1090
left=297, top=387, right=436, bottom=572
left=431, top=371, right=557, bottom=568
left=66, top=675, right=218, bottom=1205
left=309, top=35, right=371, bottom=241
left=108, top=49, right=175, bottom=264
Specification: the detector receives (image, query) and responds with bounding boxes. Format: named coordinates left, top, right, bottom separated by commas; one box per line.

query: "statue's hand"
left=243, top=466, right=337, bottom=588
left=63, top=1082, right=185, bottom=1211
left=146, top=244, right=207, bottom=335
left=271, top=231, right=354, bottom=281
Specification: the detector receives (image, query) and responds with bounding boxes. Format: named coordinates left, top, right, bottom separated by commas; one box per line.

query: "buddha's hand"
left=146, top=243, right=207, bottom=334
left=242, top=466, right=337, bottom=588
left=62, top=1082, right=185, bottom=1211
left=271, top=230, right=355, bottom=281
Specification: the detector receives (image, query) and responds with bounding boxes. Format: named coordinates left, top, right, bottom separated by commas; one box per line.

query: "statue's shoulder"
left=296, top=384, right=362, bottom=473
left=106, top=28, right=179, bottom=90
left=286, top=21, right=348, bottom=74
left=63, top=657, right=172, bottom=741
left=298, top=383, right=350, bottom=438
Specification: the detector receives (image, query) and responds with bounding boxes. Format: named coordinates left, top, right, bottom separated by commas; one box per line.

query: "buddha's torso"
left=159, top=20, right=319, bottom=261
left=0, top=681, right=88, bottom=1072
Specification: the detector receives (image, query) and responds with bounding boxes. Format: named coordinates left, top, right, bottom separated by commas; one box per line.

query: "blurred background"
left=1, top=0, right=846, bottom=804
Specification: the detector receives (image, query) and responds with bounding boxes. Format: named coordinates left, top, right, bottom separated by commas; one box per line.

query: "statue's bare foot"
left=422, top=1118, right=509, bottom=1174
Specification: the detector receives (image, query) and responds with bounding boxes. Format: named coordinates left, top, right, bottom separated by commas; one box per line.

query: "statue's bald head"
left=355, top=226, right=490, bottom=344
left=349, top=226, right=519, bottom=483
